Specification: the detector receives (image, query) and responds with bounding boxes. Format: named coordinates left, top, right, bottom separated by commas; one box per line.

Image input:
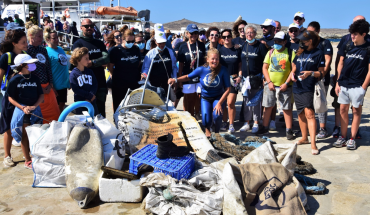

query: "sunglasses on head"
left=289, top=29, right=298, bottom=33
left=82, top=24, right=94, bottom=29
left=294, top=16, right=303, bottom=21
left=114, top=35, right=122, bottom=39
left=222, top=35, right=232, bottom=39
left=190, top=32, right=199, bottom=35
left=210, top=33, right=219, bottom=37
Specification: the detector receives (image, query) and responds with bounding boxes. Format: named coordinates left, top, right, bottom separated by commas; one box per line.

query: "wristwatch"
left=238, top=75, right=243, bottom=79
left=174, top=78, right=178, bottom=83
left=311, top=71, right=315, bottom=77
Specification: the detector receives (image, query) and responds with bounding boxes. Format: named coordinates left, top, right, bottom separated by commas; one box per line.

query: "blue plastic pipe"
left=58, top=101, right=94, bottom=122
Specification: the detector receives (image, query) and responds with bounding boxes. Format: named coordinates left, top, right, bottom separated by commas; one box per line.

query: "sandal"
left=24, top=161, right=32, bottom=170
left=311, top=149, right=319, bottom=155
left=295, top=140, right=310, bottom=145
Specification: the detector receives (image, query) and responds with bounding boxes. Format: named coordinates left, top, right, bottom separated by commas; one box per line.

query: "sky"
left=98, top=0, right=370, bottom=29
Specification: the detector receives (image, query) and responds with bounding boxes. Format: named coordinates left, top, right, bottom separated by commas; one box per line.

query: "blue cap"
left=186, top=24, right=199, bottom=33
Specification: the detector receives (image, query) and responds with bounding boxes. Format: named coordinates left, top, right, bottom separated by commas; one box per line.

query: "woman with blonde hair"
left=44, top=27, right=70, bottom=112
left=168, top=48, right=230, bottom=137
left=27, top=25, right=60, bottom=123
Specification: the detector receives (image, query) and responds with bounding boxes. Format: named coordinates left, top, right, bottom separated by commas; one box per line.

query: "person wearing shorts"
left=218, top=29, right=242, bottom=133
left=45, top=27, right=70, bottom=113
left=334, top=19, right=370, bottom=150
left=260, top=32, right=295, bottom=139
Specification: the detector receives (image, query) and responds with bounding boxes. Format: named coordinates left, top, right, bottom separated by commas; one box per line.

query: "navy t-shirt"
left=188, top=66, right=231, bottom=98
left=338, top=41, right=370, bottom=88
left=240, top=41, right=268, bottom=76
left=286, top=41, right=300, bottom=54
left=7, top=74, right=44, bottom=106
left=317, top=37, right=333, bottom=86
left=109, top=45, right=141, bottom=87
left=293, top=48, right=325, bottom=94
left=232, top=37, right=246, bottom=47
left=149, top=48, right=173, bottom=83
left=178, top=42, right=206, bottom=84
left=218, top=46, right=241, bottom=76
left=337, top=34, right=370, bottom=50
left=260, top=37, right=274, bottom=50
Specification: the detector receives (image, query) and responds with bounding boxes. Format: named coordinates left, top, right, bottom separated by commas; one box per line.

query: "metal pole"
left=77, top=0, right=80, bottom=20
left=52, top=0, right=55, bottom=25
left=140, top=59, right=154, bottom=104
left=22, top=0, right=26, bottom=24
left=118, top=0, right=120, bottom=7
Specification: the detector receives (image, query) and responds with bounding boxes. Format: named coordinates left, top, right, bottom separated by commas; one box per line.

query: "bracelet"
left=238, top=75, right=243, bottom=78
left=285, top=82, right=289, bottom=85
left=267, top=81, right=272, bottom=84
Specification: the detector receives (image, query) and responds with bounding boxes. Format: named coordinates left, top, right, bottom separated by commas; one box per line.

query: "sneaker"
left=317, top=128, right=329, bottom=139
left=346, top=139, right=357, bottom=150
left=332, top=126, right=340, bottom=138
left=286, top=129, right=294, bottom=140
left=251, top=124, right=259, bottom=134
left=239, top=123, right=250, bottom=132
left=220, top=122, right=228, bottom=131
left=333, top=136, right=347, bottom=148
left=355, top=131, right=362, bottom=139
left=24, top=160, right=32, bottom=170
left=3, top=156, right=15, bottom=167
left=12, top=139, right=21, bottom=147
left=228, top=124, right=235, bottom=133
left=269, top=120, right=276, bottom=131
left=256, top=126, right=269, bottom=135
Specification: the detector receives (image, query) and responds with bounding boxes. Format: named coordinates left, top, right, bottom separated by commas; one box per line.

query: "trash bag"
left=210, top=133, right=255, bottom=161
left=27, top=121, right=73, bottom=187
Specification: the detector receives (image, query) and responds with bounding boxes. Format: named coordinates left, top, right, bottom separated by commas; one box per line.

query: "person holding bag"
left=239, top=25, right=268, bottom=133
left=290, top=30, right=325, bottom=155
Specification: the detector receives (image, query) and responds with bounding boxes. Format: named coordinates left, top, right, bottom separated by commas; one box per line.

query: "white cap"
left=154, top=23, right=164, bottom=32
left=274, top=31, right=285, bottom=40
left=29, top=11, right=34, bottom=15
left=288, top=23, right=300, bottom=29
left=261, top=19, right=276, bottom=28
left=12, top=54, right=38, bottom=69
left=294, top=11, right=304, bottom=18
left=155, top=31, right=167, bottom=43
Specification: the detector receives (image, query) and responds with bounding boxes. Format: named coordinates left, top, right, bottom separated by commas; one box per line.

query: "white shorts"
left=183, top=83, right=202, bottom=94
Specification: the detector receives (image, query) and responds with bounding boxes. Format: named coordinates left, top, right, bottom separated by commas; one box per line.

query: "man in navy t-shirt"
left=307, top=21, right=333, bottom=139
left=286, top=23, right=300, bottom=53
left=260, top=19, right=276, bottom=50
left=334, top=19, right=370, bottom=150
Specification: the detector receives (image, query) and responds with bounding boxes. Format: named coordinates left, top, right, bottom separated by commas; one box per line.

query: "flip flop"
left=295, top=140, right=310, bottom=145
left=311, top=149, right=319, bottom=155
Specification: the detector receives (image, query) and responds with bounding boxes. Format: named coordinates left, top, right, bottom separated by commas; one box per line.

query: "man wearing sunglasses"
left=293, top=11, right=306, bottom=34
left=72, top=18, right=110, bottom=117
left=286, top=23, right=301, bottom=53
left=260, top=19, right=276, bottom=50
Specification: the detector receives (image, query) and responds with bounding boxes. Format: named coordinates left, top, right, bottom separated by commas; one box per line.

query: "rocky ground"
left=1, top=42, right=370, bottom=214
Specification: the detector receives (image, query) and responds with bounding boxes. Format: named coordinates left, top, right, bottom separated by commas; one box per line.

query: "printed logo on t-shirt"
left=17, top=82, right=37, bottom=88
left=153, top=57, right=170, bottom=63
left=242, top=51, right=257, bottom=56
left=121, top=55, right=139, bottom=61
left=297, top=58, right=314, bottom=63
left=77, top=74, right=93, bottom=87
left=36, top=53, right=46, bottom=64
left=327, top=49, right=331, bottom=51
left=221, top=55, right=238, bottom=59
left=185, top=50, right=203, bottom=56
left=58, top=54, right=68, bottom=66
left=89, top=49, right=101, bottom=55
left=346, top=53, right=364, bottom=60
left=202, top=73, right=220, bottom=87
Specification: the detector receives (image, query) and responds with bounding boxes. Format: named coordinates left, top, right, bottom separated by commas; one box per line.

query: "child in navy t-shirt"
left=69, top=47, right=99, bottom=116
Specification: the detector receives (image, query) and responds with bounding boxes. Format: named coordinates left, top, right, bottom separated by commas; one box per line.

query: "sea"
left=328, top=39, right=341, bottom=42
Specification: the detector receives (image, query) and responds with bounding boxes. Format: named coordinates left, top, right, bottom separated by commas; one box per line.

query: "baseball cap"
left=177, top=32, right=180, bottom=36
left=186, top=24, right=199, bottom=33
left=154, top=23, right=164, bottom=32
left=199, top=28, right=206, bottom=32
left=12, top=54, right=38, bottom=69
left=297, top=30, right=313, bottom=41
left=155, top=31, right=167, bottom=43
left=29, top=11, right=34, bottom=15
left=289, top=23, right=300, bottom=29
left=294, top=11, right=304, bottom=18
left=273, top=31, right=286, bottom=41
left=261, top=19, right=276, bottom=28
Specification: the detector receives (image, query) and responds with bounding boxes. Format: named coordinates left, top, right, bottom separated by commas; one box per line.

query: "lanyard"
left=187, top=41, right=199, bottom=70
left=300, top=52, right=312, bottom=72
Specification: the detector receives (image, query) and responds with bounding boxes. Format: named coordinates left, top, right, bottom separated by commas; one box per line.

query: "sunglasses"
left=210, top=33, right=219, bottom=37
left=289, top=29, right=299, bottom=33
left=222, top=35, right=232, bottom=39
left=114, top=35, right=122, bottom=39
left=126, top=40, right=135, bottom=43
left=261, top=26, right=272, bottom=29
left=294, top=17, right=303, bottom=21
left=82, top=24, right=94, bottom=29
left=274, top=40, right=285, bottom=44
left=190, top=32, right=199, bottom=35
left=238, top=28, right=244, bottom=32
left=135, top=41, right=144, bottom=44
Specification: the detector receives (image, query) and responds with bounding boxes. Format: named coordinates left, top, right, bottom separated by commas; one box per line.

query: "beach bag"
left=314, top=80, right=327, bottom=113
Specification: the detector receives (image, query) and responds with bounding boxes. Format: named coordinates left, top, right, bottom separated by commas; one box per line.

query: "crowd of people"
left=1, top=12, right=370, bottom=169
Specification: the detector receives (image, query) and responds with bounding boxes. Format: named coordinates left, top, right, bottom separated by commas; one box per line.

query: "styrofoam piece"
left=99, top=155, right=146, bottom=203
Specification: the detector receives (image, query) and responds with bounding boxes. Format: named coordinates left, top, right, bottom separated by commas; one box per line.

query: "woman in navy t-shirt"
left=291, top=30, right=325, bottom=155
left=168, top=48, right=230, bottom=137
left=218, top=29, right=241, bottom=133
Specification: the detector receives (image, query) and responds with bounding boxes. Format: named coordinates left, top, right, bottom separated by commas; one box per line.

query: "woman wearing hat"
left=177, top=24, right=206, bottom=119
left=239, top=25, right=268, bottom=133
left=218, top=29, right=241, bottom=133
left=290, top=30, right=325, bottom=155
left=0, top=29, right=28, bottom=168
left=232, top=19, right=248, bottom=48
left=141, top=24, right=178, bottom=94
left=108, top=29, right=141, bottom=112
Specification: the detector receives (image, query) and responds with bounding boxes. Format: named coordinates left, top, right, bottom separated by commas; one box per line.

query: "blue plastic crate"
left=129, top=144, right=195, bottom=180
